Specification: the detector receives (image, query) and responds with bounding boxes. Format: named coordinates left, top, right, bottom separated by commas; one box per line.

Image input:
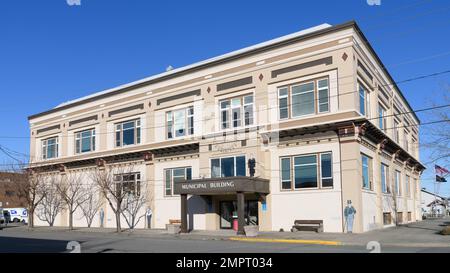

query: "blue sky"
left=0, top=0, right=449, bottom=195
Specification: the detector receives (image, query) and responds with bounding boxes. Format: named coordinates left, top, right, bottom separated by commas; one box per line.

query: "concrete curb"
left=228, top=237, right=343, bottom=246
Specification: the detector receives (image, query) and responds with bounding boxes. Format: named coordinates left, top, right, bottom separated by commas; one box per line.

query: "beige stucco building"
left=28, top=21, right=424, bottom=233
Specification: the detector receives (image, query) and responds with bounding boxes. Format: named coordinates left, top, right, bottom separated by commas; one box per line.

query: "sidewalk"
left=4, top=218, right=450, bottom=247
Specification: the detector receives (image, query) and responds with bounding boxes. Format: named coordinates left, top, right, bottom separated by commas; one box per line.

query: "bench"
left=291, top=220, right=323, bottom=233
left=169, top=219, right=181, bottom=225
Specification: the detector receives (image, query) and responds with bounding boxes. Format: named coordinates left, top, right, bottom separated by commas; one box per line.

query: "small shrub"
left=440, top=226, right=450, bottom=235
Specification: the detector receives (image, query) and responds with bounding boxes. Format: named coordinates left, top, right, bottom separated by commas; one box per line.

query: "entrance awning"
left=174, top=176, right=270, bottom=235
left=174, top=176, right=270, bottom=195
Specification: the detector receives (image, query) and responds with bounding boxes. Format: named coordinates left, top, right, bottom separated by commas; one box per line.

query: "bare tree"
left=385, top=176, right=401, bottom=226
left=12, top=169, right=47, bottom=228
left=91, top=164, right=135, bottom=232
left=121, top=180, right=150, bottom=230
left=422, top=92, right=450, bottom=166
left=56, top=172, right=85, bottom=230
left=78, top=185, right=103, bottom=228
left=36, top=174, right=63, bottom=227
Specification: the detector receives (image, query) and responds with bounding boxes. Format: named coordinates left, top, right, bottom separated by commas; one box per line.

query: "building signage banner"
left=174, top=177, right=270, bottom=195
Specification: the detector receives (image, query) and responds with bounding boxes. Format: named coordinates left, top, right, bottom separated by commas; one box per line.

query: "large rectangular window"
left=164, top=167, right=192, bottom=196
left=220, top=95, right=254, bottom=130
left=75, top=129, right=95, bottom=154
left=405, top=175, right=410, bottom=197
left=404, top=130, right=409, bottom=152
left=42, top=137, right=58, bottom=160
left=277, top=77, right=329, bottom=120
left=115, top=119, right=141, bottom=147
left=114, top=172, right=141, bottom=196
left=395, top=170, right=401, bottom=196
left=361, top=154, right=372, bottom=190
left=378, top=104, right=387, bottom=132
left=211, top=156, right=246, bottom=178
left=280, top=152, right=333, bottom=190
left=167, top=106, right=194, bottom=139
left=359, top=82, right=370, bottom=117
left=393, top=119, right=400, bottom=143
left=381, top=163, right=389, bottom=193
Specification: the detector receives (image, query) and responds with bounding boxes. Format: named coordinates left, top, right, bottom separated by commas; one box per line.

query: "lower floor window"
left=396, top=212, right=403, bottom=224
left=114, top=172, right=141, bottom=196
left=280, top=152, right=333, bottom=190
left=383, top=212, right=392, bottom=225
left=164, top=167, right=192, bottom=196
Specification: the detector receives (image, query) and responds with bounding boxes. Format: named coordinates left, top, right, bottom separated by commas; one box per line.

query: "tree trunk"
left=115, top=211, right=121, bottom=232
left=69, top=210, right=74, bottom=230
left=28, top=208, right=34, bottom=228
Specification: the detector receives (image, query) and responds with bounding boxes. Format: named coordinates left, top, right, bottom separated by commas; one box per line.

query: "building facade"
left=28, top=21, right=424, bottom=233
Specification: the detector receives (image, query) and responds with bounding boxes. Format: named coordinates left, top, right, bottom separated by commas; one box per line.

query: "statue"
left=344, top=200, right=356, bottom=233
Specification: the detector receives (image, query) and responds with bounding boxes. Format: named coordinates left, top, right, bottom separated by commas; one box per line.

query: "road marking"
left=228, top=237, right=342, bottom=246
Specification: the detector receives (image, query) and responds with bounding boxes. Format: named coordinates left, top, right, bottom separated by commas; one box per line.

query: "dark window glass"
left=236, top=156, right=246, bottom=176
left=320, top=153, right=333, bottom=187
left=221, top=157, right=234, bottom=177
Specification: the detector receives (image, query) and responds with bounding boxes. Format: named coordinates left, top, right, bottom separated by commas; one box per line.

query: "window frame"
left=164, top=167, right=192, bottom=197
left=219, top=94, right=254, bottom=131
left=42, top=136, right=59, bottom=160
left=378, top=103, right=387, bottom=132
left=276, top=76, right=330, bottom=120
left=280, top=151, right=334, bottom=191
left=361, top=153, right=373, bottom=190
left=114, top=172, right=141, bottom=196
left=358, top=81, right=371, bottom=118
left=166, top=106, right=194, bottom=139
left=210, top=155, right=247, bottom=178
left=381, top=163, right=389, bottom=193
left=395, top=170, right=402, bottom=196
left=115, top=119, right=141, bottom=148
left=75, top=128, right=96, bottom=154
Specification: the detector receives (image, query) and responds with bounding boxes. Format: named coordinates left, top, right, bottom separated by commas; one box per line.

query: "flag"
left=436, top=175, right=447, bottom=183
left=435, top=165, right=449, bottom=176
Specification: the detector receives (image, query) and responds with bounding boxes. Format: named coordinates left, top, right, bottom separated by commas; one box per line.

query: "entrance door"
left=219, top=200, right=258, bottom=229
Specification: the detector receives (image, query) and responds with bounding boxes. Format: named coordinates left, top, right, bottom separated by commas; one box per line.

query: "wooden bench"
left=291, top=220, right=324, bottom=233
left=169, top=219, right=181, bottom=225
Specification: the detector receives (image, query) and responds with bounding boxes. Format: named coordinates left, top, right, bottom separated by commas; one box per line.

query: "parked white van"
left=4, top=208, right=28, bottom=224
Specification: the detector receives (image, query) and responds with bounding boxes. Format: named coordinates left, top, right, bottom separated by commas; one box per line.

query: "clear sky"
left=0, top=0, right=449, bottom=195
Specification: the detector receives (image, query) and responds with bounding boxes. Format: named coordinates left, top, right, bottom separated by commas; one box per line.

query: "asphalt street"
left=1, top=228, right=450, bottom=253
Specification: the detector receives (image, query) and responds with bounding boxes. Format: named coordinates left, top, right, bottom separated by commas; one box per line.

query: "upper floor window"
left=115, top=119, right=141, bottom=147
left=42, top=137, right=58, bottom=160
left=114, top=172, right=141, bottom=196
left=381, top=163, right=389, bottom=193
left=220, top=95, right=254, bottom=130
left=361, top=154, right=373, bottom=190
left=280, top=152, right=333, bottom=190
left=359, top=82, right=370, bottom=117
left=75, top=129, right=95, bottom=154
left=378, top=104, right=387, bottom=132
left=277, top=78, right=329, bottom=120
left=211, top=156, right=246, bottom=178
left=167, top=106, right=194, bottom=139
left=393, top=119, right=400, bottom=143
left=404, top=130, right=409, bottom=152
left=164, top=167, right=192, bottom=196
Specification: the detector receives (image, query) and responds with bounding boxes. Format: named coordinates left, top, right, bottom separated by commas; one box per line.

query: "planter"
left=244, top=225, right=259, bottom=237
left=166, top=224, right=181, bottom=234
